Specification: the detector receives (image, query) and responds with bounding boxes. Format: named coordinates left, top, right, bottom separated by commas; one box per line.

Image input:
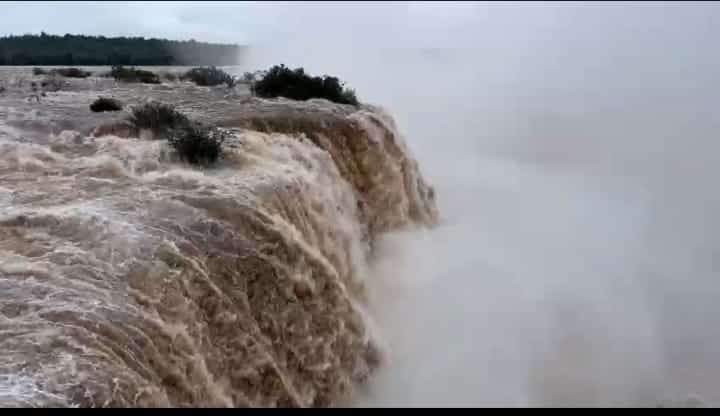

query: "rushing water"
left=4, top=5, right=720, bottom=403
left=0, top=67, right=437, bottom=407
left=239, top=9, right=720, bottom=404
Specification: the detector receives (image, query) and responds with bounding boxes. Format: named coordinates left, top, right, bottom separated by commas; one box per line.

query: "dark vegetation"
left=32, top=67, right=91, bottom=78
left=127, top=101, right=226, bottom=166
left=127, top=101, right=189, bottom=136
left=167, top=123, right=228, bottom=166
left=90, top=97, right=123, bottom=112
left=53, top=67, right=91, bottom=78
left=252, top=64, right=359, bottom=105
left=182, top=66, right=236, bottom=87
left=0, top=33, right=239, bottom=66
left=110, top=65, right=160, bottom=84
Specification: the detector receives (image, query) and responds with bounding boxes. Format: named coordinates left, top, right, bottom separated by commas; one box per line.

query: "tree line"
left=0, top=33, right=241, bottom=66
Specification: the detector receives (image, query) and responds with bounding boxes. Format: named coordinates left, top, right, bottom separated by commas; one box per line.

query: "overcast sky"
left=0, top=1, right=483, bottom=45
left=1, top=1, right=715, bottom=48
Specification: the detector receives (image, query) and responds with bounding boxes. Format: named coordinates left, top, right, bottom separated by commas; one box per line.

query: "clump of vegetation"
left=127, top=101, right=189, bottom=137
left=90, top=97, right=123, bottom=112
left=32, top=67, right=90, bottom=78
left=110, top=65, right=160, bottom=84
left=181, top=66, right=236, bottom=87
left=127, top=101, right=227, bottom=166
left=53, top=67, right=91, bottom=78
left=252, top=64, right=359, bottom=105
left=168, top=123, right=227, bottom=166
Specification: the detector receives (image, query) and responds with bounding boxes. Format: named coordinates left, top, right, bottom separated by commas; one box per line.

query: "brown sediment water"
left=0, top=68, right=438, bottom=407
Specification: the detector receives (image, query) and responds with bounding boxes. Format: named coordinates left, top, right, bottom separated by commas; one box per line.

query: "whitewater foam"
left=0, top=68, right=437, bottom=407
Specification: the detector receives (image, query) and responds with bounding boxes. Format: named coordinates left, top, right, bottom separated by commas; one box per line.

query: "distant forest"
left=0, top=33, right=241, bottom=66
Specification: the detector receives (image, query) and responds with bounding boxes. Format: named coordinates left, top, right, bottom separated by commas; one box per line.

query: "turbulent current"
left=0, top=68, right=437, bottom=407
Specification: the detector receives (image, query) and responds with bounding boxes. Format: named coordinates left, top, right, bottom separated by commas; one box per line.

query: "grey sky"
left=0, top=0, right=718, bottom=75
left=0, top=1, right=474, bottom=45
left=2, top=1, right=715, bottom=48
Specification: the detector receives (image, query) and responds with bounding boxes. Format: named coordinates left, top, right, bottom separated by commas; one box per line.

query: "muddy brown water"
left=0, top=67, right=437, bottom=407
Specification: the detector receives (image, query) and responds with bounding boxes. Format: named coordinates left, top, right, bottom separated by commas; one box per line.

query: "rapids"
left=0, top=68, right=437, bottom=407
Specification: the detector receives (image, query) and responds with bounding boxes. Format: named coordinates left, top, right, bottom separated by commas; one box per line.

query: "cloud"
left=0, top=0, right=718, bottom=51
left=0, top=1, right=529, bottom=47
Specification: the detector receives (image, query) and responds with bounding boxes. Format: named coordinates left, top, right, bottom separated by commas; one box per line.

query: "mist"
left=233, top=2, right=720, bottom=407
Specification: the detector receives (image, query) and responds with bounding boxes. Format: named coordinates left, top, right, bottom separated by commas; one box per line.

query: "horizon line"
left=0, top=32, right=244, bottom=47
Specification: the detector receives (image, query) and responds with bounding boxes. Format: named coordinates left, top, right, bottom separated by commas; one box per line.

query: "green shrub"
left=33, top=67, right=90, bottom=78
left=182, top=66, right=236, bottom=87
left=110, top=65, right=160, bottom=84
left=127, top=101, right=190, bottom=137
left=90, top=97, right=123, bottom=112
left=128, top=101, right=227, bottom=166
left=53, top=67, right=91, bottom=78
left=252, top=64, right=359, bottom=105
left=168, top=123, right=227, bottom=166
